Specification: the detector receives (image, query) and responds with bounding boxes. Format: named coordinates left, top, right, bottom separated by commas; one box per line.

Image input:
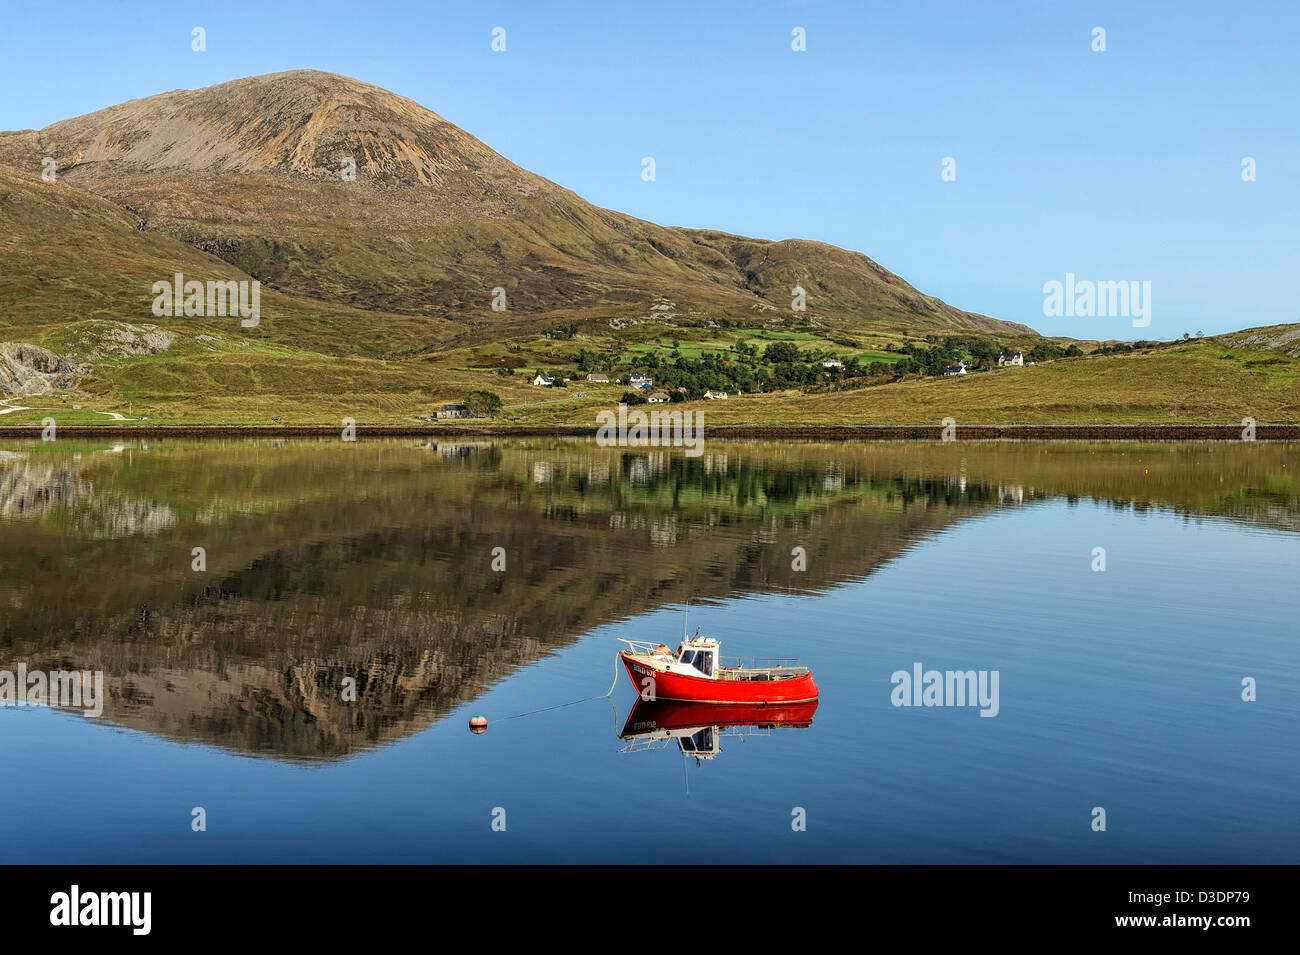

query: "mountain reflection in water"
left=0, top=439, right=1295, bottom=761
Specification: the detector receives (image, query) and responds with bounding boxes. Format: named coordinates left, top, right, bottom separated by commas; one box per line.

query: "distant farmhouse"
left=704, top=389, right=728, bottom=399
left=646, top=391, right=669, bottom=403
left=585, top=373, right=609, bottom=382
left=822, top=359, right=843, bottom=369
left=532, top=374, right=555, bottom=387
left=943, top=362, right=967, bottom=377
left=434, top=403, right=472, bottom=419
left=628, top=374, right=654, bottom=390
left=997, top=351, right=1024, bottom=367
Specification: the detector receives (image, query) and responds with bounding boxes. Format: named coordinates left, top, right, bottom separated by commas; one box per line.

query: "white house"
left=997, top=351, right=1024, bottom=367
left=585, top=373, right=609, bottom=382
left=704, top=389, right=728, bottom=399
left=532, top=374, right=555, bottom=387
left=822, top=359, right=843, bottom=369
left=942, top=362, right=967, bottom=377
left=628, top=374, right=654, bottom=390
left=646, top=391, right=670, bottom=403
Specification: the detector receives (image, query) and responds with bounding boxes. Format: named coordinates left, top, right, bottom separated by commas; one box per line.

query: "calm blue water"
left=3, top=447, right=1296, bottom=863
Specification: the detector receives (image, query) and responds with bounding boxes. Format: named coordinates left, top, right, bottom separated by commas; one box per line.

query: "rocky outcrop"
left=0, top=342, right=87, bottom=395
left=74, top=321, right=176, bottom=360
left=1221, top=323, right=1300, bottom=358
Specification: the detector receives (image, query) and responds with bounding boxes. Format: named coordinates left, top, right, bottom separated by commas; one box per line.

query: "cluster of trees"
left=574, top=348, right=615, bottom=373
left=1093, top=340, right=1163, bottom=355
left=888, top=340, right=966, bottom=377
left=611, top=340, right=884, bottom=394
left=755, top=341, right=864, bottom=388
left=462, top=391, right=503, bottom=417
left=1023, top=342, right=1083, bottom=363
left=651, top=352, right=761, bottom=396
left=558, top=333, right=884, bottom=395
left=886, top=337, right=999, bottom=376
left=596, top=338, right=893, bottom=395
left=880, top=336, right=1089, bottom=377
left=526, top=326, right=1179, bottom=400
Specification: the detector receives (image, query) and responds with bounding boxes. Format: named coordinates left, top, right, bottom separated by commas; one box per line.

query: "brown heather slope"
left=0, top=161, right=461, bottom=355
left=0, top=70, right=1033, bottom=347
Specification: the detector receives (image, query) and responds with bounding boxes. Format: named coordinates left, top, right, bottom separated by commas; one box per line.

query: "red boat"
left=618, top=632, right=818, bottom=705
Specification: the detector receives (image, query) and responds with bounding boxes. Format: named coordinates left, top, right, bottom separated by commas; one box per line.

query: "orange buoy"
left=469, top=715, right=488, bottom=733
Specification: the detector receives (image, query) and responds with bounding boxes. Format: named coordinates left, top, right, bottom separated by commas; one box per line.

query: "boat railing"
left=617, top=737, right=674, bottom=753
left=617, top=638, right=665, bottom=656
left=722, top=656, right=805, bottom=671
left=721, top=725, right=774, bottom=739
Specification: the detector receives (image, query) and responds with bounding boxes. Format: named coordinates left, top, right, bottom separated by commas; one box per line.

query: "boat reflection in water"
left=617, top=698, right=819, bottom=771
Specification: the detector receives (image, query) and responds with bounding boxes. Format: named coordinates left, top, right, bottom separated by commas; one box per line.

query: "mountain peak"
left=35, top=69, right=521, bottom=187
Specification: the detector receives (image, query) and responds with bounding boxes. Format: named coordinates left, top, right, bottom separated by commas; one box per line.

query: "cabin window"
left=679, top=648, right=714, bottom=675
left=680, top=728, right=713, bottom=755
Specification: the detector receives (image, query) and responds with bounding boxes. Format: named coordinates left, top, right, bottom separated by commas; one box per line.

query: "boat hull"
left=620, top=652, right=818, bottom=704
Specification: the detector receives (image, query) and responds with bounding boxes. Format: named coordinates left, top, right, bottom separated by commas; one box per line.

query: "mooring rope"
left=493, top=652, right=622, bottom=723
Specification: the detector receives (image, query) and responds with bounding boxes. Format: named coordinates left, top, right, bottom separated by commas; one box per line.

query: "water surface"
left=1, top=439, right=1296, bottom=862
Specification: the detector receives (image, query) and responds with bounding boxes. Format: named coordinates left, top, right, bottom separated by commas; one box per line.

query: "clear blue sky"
left=2, top=0, right=1296, bottom=339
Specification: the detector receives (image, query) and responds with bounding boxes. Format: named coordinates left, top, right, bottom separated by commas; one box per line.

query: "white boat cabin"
left=672, top=636, right=719, bottom=678
left=621, top=634, right=722, bottom=679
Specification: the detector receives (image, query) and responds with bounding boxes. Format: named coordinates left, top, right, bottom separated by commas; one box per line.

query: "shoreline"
left=1, top=423, right=1296, bottom=440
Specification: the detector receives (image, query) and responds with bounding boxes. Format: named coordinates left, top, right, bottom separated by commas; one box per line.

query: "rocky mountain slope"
left=0, top=70, right=1034, bottom=352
